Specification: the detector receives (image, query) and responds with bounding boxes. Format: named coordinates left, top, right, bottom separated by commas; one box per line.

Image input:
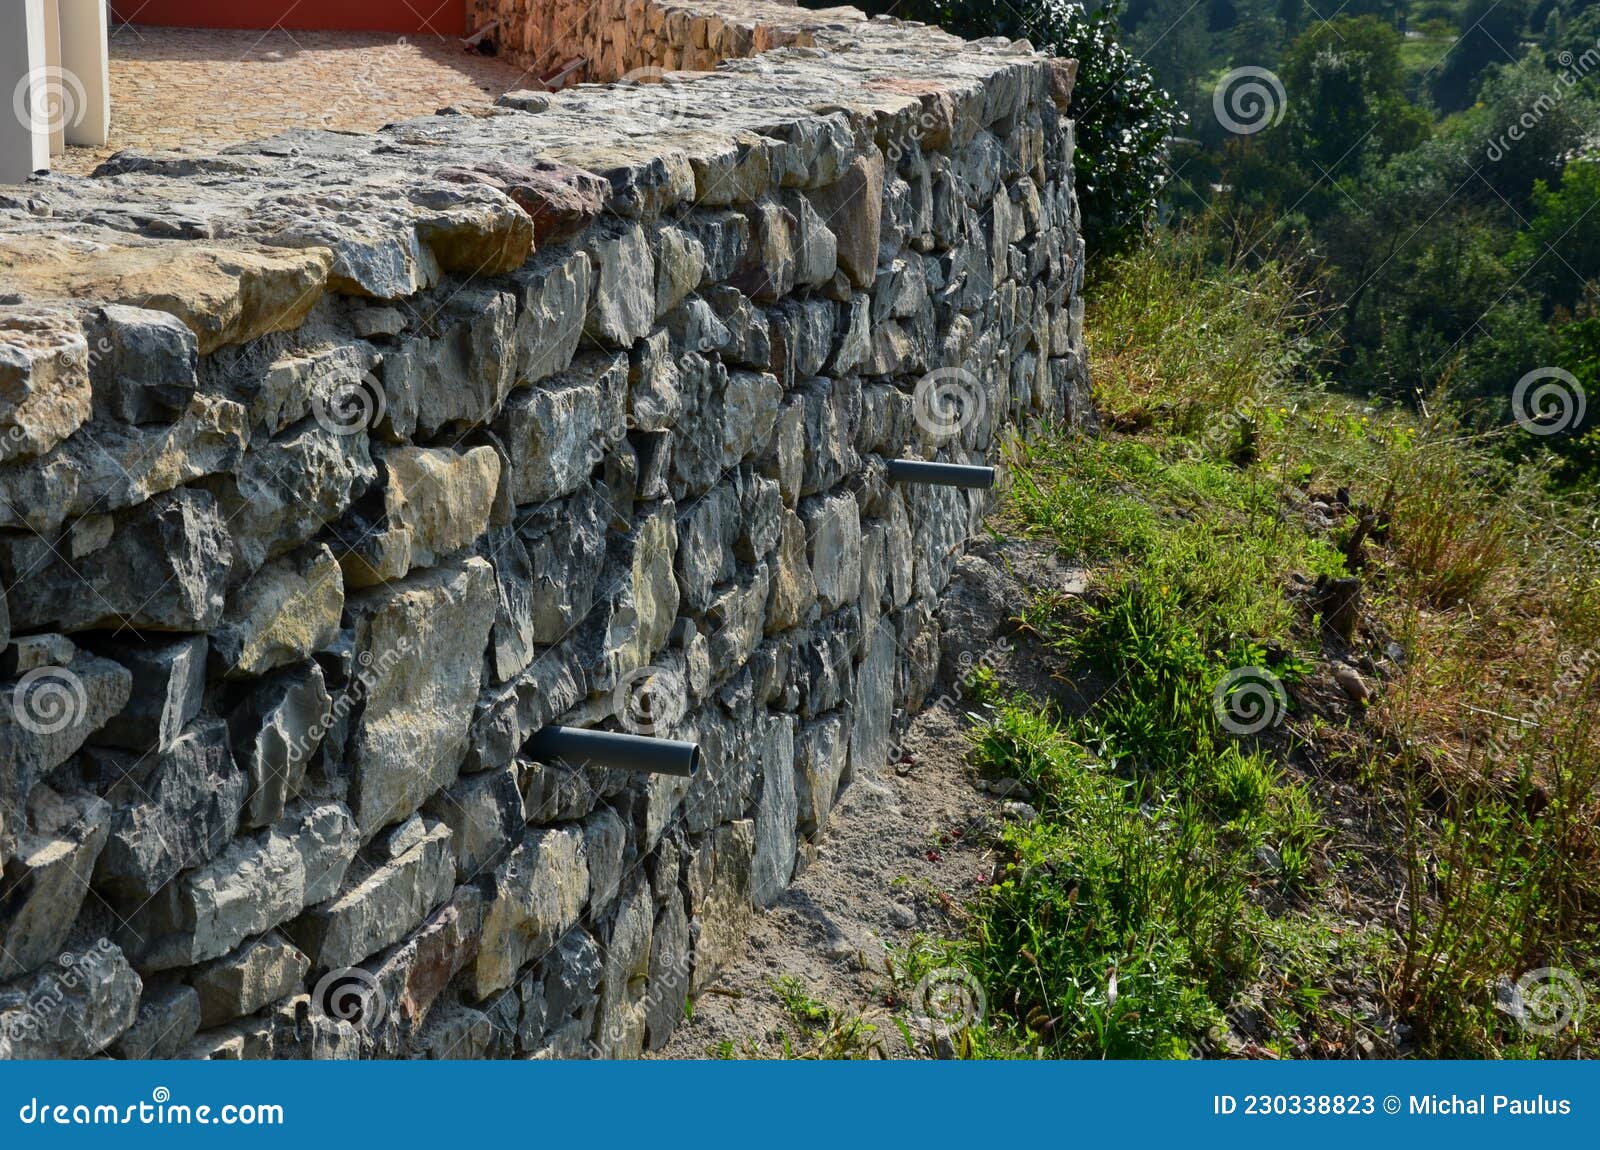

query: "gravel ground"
left=654, top=536, right=1087, bottom=1059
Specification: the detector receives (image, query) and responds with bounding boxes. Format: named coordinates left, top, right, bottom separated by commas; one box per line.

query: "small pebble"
left=1333, top=663, right=1371, bottom=704
left=989, top=777, right=1032, bottom=800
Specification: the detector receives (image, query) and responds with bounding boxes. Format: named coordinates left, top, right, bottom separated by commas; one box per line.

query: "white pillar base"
left=0, top=0, right=51, bottom=184
left=59, top=0, right=110, bottom=148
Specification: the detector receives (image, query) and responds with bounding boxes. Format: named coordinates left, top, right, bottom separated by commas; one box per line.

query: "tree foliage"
left=883, top=0, right=1182, bottom=249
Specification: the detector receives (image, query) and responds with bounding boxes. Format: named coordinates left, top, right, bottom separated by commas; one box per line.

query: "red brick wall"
left=111, top=1, right=467, bottom=35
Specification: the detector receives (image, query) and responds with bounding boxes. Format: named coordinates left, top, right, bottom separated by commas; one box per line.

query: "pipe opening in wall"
left=527, top=724, right=702, bottom=777
left=885, top=459, right=997, bottom=490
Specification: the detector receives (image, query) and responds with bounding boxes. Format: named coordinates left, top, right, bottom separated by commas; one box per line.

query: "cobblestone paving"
left=54, top=27, right=535, bottom=175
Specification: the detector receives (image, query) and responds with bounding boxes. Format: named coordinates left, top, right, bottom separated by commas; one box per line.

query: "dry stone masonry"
left=0, top=0, right=1092, bottom=1059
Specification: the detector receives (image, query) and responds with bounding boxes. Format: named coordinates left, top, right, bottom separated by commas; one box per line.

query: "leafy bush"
left=880, top=0, right=1181, bottom=249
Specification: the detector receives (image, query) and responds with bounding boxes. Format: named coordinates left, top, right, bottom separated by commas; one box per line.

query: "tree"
left=1513, top=161, right=1600, bottom=313
left=1430, top=0, right=1529, bottom=112
left=887, top=0, right=1182, bottom=250
left=1279, top=16, right=1431, bottom=179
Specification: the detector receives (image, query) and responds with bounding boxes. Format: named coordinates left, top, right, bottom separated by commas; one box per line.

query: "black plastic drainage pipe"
left=885, top=459, right=997, bottom=490
left=527, top=725, right=701, bottom=778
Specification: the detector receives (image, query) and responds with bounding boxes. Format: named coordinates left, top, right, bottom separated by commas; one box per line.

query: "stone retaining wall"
left=0, top=0, right=1092, bottom=1059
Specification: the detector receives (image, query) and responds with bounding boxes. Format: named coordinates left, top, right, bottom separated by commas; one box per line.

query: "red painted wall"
left=111, top=1, right=466, bottom=35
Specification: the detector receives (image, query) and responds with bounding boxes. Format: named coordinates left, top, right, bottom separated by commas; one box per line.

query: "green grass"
left=948, top=225, right=1600, bottom=1059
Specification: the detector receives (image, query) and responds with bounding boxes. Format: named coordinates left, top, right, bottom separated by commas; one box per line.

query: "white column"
left=43, top=0, right=63, bottom=156
left=59, top=0, right=110, bottom=147
left=0, top=0, right=51, bottom=184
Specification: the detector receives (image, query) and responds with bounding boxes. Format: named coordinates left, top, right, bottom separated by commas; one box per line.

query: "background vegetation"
left=829, top=0, right=1600, bottom=482
left=778, top=0, right=1600, bottom=1060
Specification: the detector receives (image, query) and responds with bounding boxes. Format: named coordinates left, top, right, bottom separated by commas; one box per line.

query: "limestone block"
left=89, top=634, right=206, bottom=753
left=289, top=818, right=455, bottom=971
left=228, top=664, right=332, bottom=831
left=801, top=490, right=862, bottom=613
left=345, top=559, right=497, bottom=837
left=338, top=446, right=501, bottom=588
left=0, top=488, right=231, bottom=633
left=0, top=788, right=110, bottom=981
left=684, top=820, right=755, bottom=993
left=0, top=307, right=93, bottom=464
left=110, top=982, right=201, bottom=1060
left=215, top=546, right=343, bottom=676
left=191, top=932, right=310, bottom=1028
left=93, top=716, right=247, bottom=905
left=795, top=709, right=851, bottom=838
left=473, top=825, right=589, bottom=999
left=0, top=939, right=141, bottom=1059
left=584, top=225, right=655, bottom=347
